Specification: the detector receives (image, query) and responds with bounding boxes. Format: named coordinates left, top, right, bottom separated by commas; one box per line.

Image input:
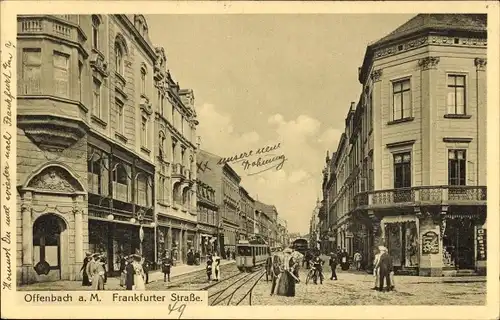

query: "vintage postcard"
left=1, top=1, right=499, bottom=319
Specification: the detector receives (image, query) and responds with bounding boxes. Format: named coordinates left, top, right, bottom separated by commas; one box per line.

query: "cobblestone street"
left=250, top=270, right=486, bottom=306
left=18, top=263, right=486, bottom=306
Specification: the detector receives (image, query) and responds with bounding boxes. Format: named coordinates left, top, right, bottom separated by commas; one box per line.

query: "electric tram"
left=235, top=238, right=271, bottom=272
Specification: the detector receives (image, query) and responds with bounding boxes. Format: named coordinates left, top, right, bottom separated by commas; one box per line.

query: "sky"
left=145, top=14, right=415, bottom=235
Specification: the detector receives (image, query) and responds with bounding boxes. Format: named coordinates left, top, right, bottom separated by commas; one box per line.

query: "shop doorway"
left=385, top=221, right=419, bottom=270
left=33, top=214, right=67, bottom=280
left=443, top=218, right=475, bottom=269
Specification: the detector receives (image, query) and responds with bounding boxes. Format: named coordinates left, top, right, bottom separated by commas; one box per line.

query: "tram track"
left=208, top=267, right=266, bottom=306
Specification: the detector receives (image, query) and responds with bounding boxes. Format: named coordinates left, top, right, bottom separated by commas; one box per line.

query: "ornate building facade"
left=152, top=45, right=199, bottom=265
left=239, top=186, right=255, bottom=241
left=324, top=14, right=487, bottom=276
left=16, top=14, right=161, bottom=284
left=196, top=180, right=219, bottom=258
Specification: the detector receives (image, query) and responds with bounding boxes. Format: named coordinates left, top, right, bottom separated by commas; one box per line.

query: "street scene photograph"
left=13, top=12, right=487, bottom=306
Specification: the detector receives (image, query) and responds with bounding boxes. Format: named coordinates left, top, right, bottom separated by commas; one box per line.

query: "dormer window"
left=91, top=15, right=100, bottom=51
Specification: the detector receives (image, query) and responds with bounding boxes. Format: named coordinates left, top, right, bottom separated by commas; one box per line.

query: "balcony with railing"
left=359, top=185, right=486, bottom=209
left=18, top=15, right=81, bottom=43
left=171, top=163, right=185, bottom=179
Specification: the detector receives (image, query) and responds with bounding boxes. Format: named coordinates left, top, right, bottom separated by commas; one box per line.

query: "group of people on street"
left=269, top=247, right=298, bottom=297
left=120, top=254, right=148, bottom=290
left=81, top=252, right=107, bottom=290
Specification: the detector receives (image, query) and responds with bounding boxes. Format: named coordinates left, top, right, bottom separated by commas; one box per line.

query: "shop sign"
left=422, top=231, right=439, bottom=255
left=476, top=228, right=487, bottom=260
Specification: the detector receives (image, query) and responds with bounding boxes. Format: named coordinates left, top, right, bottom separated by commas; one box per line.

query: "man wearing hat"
left=124, top=255, right=136, bottom=290
left=80, top=252, right=92, bottom=286
left=377, top=246, right=392, bottom=292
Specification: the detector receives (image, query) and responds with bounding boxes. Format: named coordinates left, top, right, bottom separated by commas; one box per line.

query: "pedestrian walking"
left=92, top=255, right=106, bottom=290
left=311, top=254, right=324, bottom=284
left=162, top=251, right=173, bottom=282
left=213, top=254, right=221, bottom=281
left=372, top=248, right=381, bottom=290
left=340, top=249, right=349, bottom=270
left=120, top=255, right=128, bottom=287
left=206, top=254, right=213, bottom=282
left=85, top=254, right=95, bottom=285
left=270, top=254, right=282, bottom=296
left=277, top=247, right=297, bottom=297
left=141, top=257, right=150, bottom=284
left=80, top=252, right=92, bottom=286
left=329, top=252, right=338, bottom=280
left=226, top=248, right=230, bottom=260
left=125, top=255, right=135, bottom=290
left=354, top=251, right=362, bottom=271
left=377, top=246, right=392, bottom=292
left=132, top=254, right=146, bottom=290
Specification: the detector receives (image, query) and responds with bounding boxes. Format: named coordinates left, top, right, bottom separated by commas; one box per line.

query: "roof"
left=373, top=14, right=487, bottom=46
left=359, top=14, right=487, bottom=84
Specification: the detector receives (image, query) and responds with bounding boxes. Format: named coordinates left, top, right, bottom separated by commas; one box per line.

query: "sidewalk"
left=18, top=260, right=235, bottom=291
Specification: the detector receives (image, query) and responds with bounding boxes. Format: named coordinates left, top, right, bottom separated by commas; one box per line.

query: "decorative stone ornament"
left=28, top=168, right=83, bottom=193
left=474, top=58, right=487, bottom=71
left=370, top=69, right=383, bottom=82
left=418, top=56, right=440, bottom=70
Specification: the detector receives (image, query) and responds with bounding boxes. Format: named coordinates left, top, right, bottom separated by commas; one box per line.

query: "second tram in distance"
left=235, top=239, right=271, bottom=272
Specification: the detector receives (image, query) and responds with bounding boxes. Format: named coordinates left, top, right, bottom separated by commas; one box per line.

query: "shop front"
left=380, top=215, right=419, bottom=274
left=88, top=218, right=155, bottom=276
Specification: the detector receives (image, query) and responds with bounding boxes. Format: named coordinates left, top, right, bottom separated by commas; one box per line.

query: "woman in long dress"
left=92, top=256, right=106, bottom=290
left=133, top=255, right=146, bottom=290
left=277, top=248, right=296, bottom=297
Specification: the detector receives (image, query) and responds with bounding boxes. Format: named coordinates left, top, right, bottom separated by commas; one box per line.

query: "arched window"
left=115, top=45, right=123, bottom=76
left=91, top=15, right=100, bottom=50
left=140, top=66, right=147, bottom=95
left=158, top=132, right=166, bottom=159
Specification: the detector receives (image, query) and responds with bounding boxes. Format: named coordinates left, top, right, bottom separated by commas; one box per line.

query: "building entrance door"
left=33, top=214, right=66, bottom=280
left=443, top=218, right=475, bottom=269
left=385, top=221, right=418, bottom=270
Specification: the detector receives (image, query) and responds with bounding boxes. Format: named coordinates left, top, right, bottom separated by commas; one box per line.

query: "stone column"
left=21, top=192, right=33, bottom=284
left=73, top=196, right=84, bottom=264
left=418, top=56, right=440, bottom=185
left=475, top=58, right=487, bottom=185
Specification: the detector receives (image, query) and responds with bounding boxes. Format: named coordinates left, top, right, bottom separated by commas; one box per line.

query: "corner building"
left=325, top=14, right=487, bottom=277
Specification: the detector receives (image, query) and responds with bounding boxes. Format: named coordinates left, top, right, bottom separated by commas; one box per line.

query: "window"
left=392, top=79, right=411, bottom=120
left=92, top=77, right=101, bottom=118
left=181, top=147, right=186, bottom=165
left=113, top=163, right=130, bottom=202
left=141, top=117, right=147, bottom=147
left=172, top=140, right=177, bottom=163
left=78, top=61, right=83, bottom=101
left=116, top=99, right=124, bottom=133
left=447, top=75, right=466, bottom=115
left=136, top=174, right=150, bottom=207
left=369, top=93, right=373, bottom=132
left=448, top=150, right=466, bottom=185
left=393, top=152, right=411, bottom=188
left=171, top=107, right=176, bottom=127
left=159, top=133, right=165, bottom=159
left=115, top=45, right=124, bottom=76
left=53, top=52, right=69, bottom=97
left=22, top=48, right=42, bottom=94
left=91, top=15, right=100, bottom=50
left=140, top=68, right=146, bottom=95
